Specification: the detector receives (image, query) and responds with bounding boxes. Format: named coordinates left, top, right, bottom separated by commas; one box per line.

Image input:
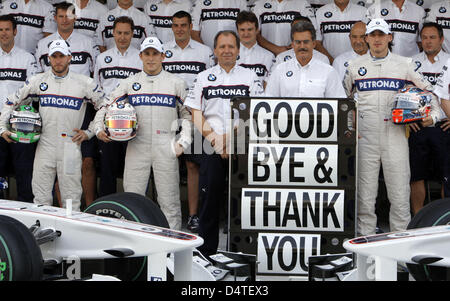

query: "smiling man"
left=95, top=37, right=192, bottom=231
left=0, top=39, right=107, bottom=212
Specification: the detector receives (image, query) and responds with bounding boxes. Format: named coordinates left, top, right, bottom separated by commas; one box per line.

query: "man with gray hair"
left=265, top=20, right=346, bottom=98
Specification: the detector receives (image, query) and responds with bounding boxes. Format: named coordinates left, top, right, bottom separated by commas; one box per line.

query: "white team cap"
left=48, top=39, right=71, bottom=56
left=366, top=18, right=391, bottom=35
left=140, top=37, right=164, bottom=53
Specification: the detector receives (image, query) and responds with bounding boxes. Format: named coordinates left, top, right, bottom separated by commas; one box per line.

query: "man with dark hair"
left=143, top=0, right=192, bottom=43
left=0, top=14, right=38, bottom=202
left=343, top=18, right=440, bottom=236
left=409, top=22, right=450, bottom=214
left=94, top=16, right=142, bottom=197
left=266, top=21, right=345, bottom=98
left=162, top=10, right=214, bottom=233
left=184, top=30, right=263, bottom=256
left=235, top=10, right=275, bottom=88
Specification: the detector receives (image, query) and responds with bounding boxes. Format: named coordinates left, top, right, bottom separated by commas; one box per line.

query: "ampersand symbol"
left=314, top=147, right=333, bottom=183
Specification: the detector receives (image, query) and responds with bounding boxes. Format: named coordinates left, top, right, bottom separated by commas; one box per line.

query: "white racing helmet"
left=104, top=101, right=138, bottom=141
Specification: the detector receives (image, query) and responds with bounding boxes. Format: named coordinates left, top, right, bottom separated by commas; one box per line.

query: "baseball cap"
left=48, top=39, right=71, bottom=56
left=366, top=18, right=391, bottom=35
left=140, top=37, right=164, bottom=53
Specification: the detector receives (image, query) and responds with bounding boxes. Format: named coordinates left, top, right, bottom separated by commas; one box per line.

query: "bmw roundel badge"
left=108, top=15, right=115, bottom=22
left=150, top=4, right=158, bottom=11
left=165, top=50, right=173, bottom=58
left=10, top=2, right=18, bottom=9
left=40, top=82, right=48, bottom=91
left=381, top=8, right=389, bottom=16
left=105, top=56, right=112, bottom=63
left=358, top=67, right=367, bottom=76
left=325, top=12, right=332, bottom=18
left=286, top=71, right=293, bottom=77
left=132, top=82, right=141, bottom=91
left=208, top=74, right=216, bottom=81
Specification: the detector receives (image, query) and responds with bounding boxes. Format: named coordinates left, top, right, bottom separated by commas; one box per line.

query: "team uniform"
left=366, top=0, right=426, bottom=57
left=252, top=0, right=319, bottom=47
left=35, top=32, right=98, bottom=76
left=106, top=0, right=147, bottom=11
left=237, top=42, right=275, bottom=84
left=0, top=0, right=56, bottom=54
left=315, top=2, right=367, bottom=58
left=144, top=0, right=193, bottom=43
left=426, top=1, right=450, bottom=53
left=70, top=0, right=109, bottom=40
left=191, top=0, right=247, bottom=49
left=94, top=46, right=142, bottom=197
left=435, top=58, right=450, bottom=101
left=342, top=51, right=439, bottom=235
left=0, top=70, right=107, bottom=211
left=0, top=46, right=38, bottom=203
left=265, top=57, right=346, bottom=97
left=96, top=5, right=155, bottom=50
left=332, top=50, right=362, bottom=80
left=184, top=64, right=263, bottom=255
left=274, top=48, right=330, bottom=69
left=94, top=70, right=192, bottom=230
left=409, top=50, right=450, bottom=195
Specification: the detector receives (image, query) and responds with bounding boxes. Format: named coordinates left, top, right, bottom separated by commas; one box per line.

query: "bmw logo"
left=24, top=106, right=31, bottom=110
left=357, top=1, right=365, bottom=6
left=40, top=82, right=48, bottom=91
left=416, top=0, right=423, bottom=6
left=105, top=56, right=112, bottom=63
left=165, top=50, right=173, bottom=58
left=381, top=8, right=389, bottom=16
left=203, top=0, right=211, bottom=6
left=414, top=61, right=422, bottom=71
left=10, top=2, right=18, bottom=9
left=286, top=71, right=293, bottom=77
left=358, top=67, right=367, bottom=76
left=284, top=55, right=292, bottom=61
left=264, top=3, right=272, bottom=9
left=132, top=82, right=141, bottom=91
left=208, top=74, right=216, bottom=81
left=150, top=4, right=158, bottom=11
left=108, top=15, right=115, bottom=22
left=439, top=7, right=447, bottom=13
left=236, top=55, right=240, bottom=60
left=117, top=103, right=125, bottom=109
left=324, top=12, right=332, bottom=18
left=344, top=61, right=349, bottom=67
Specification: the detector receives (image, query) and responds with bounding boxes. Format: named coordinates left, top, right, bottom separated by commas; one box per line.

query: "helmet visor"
left=10, top=117, right=41, bottom=133
left=105, top=119, right=136, bottom=129
left=393, top=99, right=419, bottom=110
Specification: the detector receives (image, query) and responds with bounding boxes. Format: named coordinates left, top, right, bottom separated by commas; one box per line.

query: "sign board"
left=228, top=97, right=357, bottom=277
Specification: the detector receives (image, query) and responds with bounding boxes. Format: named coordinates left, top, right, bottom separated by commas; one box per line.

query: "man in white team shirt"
left=273, top=16, right=331, bottom=69
left=426, top=0, right=449, bottom=52
left=0, top=0, right=56, bottom=54
left=235, top=10, right=274, bottom=88
left=332, top=21, right=368, bottom=80
left=65, top=0, right=108, bottom=40
left=315, top=0, right=368, bottom=59
left=265, top=20, right=346, bottom=98
left=96, top=0, right=155, bottom=52
left=94, top=16, right=142, bottom=198
left=162, top=10, right=214, bottom=232
left=409, top=22, right=450, bottom=214
left=144, top=0, right=192, bottom=43
left=366, top=0, right=426, bottom=57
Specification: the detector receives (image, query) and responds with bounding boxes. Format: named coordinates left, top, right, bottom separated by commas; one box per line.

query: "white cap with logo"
left=366, top=18, right=391, bottom=35
left=140, top=37, right=164, bottom=53
left=48, top=39, right=71, bottom=56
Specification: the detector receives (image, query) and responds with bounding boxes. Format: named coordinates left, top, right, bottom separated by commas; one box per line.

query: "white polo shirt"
left=0, top=45, right=38, bottom=111
left=94, top=46, right=142, bottom=95
left=252, top=0, right=319, bottom=47
left=191, top=0, right=247, bottom=49
left=106, top=0, right=147, bottom=11
left=265, top=57, right=346, bottom=98
left=434, top=58, right=450, bottom=102
left=35, top=31, right=98, bottom=77
left=185, top=64, right=264, bottom=135
left=0, top=0, right=56, bottom=54
left=426, top=1, right=449, bottom=53
left=237, top=42, right=275, bottom=83
left=412, top=50, right=450, bottom=120
left=96, top=5, right=155, bottom=50
left=144, top=0, right=192, bottom=43
left=162, top=38, right=215, bottom=89
left=274, top=48, right=330, bottom=69
left=366, top=0, right=426, bottom=58
left=66, top=0, right=108, bottom=40
left=415, top=0, right=444, bottom=12
left=316, top=2, right=367, bottom=58
left=332, top=50, right=363, bottom=80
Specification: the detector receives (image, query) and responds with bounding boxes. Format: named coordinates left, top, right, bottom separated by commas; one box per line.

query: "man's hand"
left=409, top=122, right=421, bottom=133
left=1, top=130, right=14, bottom=143
left=421, top=116, right=433, bottom=128
left=72, top=128, right=88, bottom=145
left=439, top=119, right=450, bottom=131
left=96, top=130, right=112, bottom=143
left=174, top=142, right=184, bottom=157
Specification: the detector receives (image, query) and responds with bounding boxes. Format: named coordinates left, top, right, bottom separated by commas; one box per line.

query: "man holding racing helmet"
left=343, top=18, right=441, bottom=236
